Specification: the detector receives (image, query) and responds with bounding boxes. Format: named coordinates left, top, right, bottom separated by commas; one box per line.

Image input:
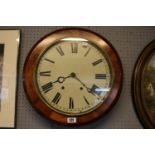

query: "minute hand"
left=71, top=73, right=91, bottom=93
left=53, top=74, right=72, bottom=84
left=70, top=73, right=103, bottom=101
left=70, top=72, right=101, bottom=97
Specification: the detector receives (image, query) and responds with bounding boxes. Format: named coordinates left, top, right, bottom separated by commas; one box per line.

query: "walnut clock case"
left=23, top=28, right=123, bottom=125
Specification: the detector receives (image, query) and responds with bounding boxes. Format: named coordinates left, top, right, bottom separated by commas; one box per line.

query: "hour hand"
left=53, top=74, right=72, bottom=84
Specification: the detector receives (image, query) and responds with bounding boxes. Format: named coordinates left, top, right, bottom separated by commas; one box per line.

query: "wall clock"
left=133, top=40, right=155, bottom=128
left=23, top=28, right=123, bottom=125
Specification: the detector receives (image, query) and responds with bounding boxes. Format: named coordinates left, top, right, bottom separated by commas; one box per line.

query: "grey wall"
left=11, top=26, right=155, bottom=128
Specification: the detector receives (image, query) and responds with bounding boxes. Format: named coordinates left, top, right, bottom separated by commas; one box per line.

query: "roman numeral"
left=71, top=43, right=78, bottom=53
left=92, top=59, right=102, bottom=66
left=44, top=58, right=55, bottom=63
left=84, top=47, right=91, bottom=57
left=95, top=74, right=106, bottom=79
left=83, top=96, right=90, bottom=105
left=52, top=92, right=61, bottom=104
left=40, top=71, right=51, bottom=76
left=69, top=97, right=74, bottom=109
left=41, top=82, right=53, bottom=93
left=90, top=84, right=102, bottom=95
left=56, top=46, right=64, bottom=56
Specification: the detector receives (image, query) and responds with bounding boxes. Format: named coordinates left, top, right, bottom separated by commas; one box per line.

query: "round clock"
left=23, top=28, right=123, bottom=125
left=133, top=40, right=155, bottom=128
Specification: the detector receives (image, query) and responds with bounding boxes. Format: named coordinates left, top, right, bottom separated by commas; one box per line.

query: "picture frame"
left=133, top=39, right=155, bottom=128
left=0, top=30, right=20, bottom=128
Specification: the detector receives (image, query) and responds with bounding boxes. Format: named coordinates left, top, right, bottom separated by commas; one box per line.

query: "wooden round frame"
left=133, top=40, right=155, bottom=128
left=23, top=28, right=123, bottom=125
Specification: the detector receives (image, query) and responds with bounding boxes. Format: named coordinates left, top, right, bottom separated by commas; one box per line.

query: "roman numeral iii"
left=95, top=74, right=106, bottom=79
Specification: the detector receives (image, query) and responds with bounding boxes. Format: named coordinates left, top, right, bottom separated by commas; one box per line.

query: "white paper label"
left=67, top=117, right=77, bottom=124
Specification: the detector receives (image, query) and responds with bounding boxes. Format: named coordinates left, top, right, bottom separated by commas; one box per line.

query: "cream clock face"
left=35, top=38, right=113, bottom=116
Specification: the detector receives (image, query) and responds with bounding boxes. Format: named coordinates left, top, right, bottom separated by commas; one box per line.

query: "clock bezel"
left=23, top=28, right=123, bottom=125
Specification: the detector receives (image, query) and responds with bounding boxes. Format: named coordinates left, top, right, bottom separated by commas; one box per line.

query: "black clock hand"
left=70, top=72, right=101, bottom=98
left=70, top=72, right=104, bottom=101
left=70, top=72, right=91, bottom=92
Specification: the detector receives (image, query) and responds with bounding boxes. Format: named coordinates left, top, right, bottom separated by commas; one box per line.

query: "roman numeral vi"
left=69, top=97, right=74, bottom=109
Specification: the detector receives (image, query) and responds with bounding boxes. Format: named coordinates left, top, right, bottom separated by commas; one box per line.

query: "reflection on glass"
left=0, top=44, right=4, bottom=111
left=61, top=38, right=88, bottom=42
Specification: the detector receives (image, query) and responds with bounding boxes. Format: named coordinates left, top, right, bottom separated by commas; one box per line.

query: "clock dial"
left=23, top=28, right=122, bottom=125
left=35, top=40, right=112, bottom=115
